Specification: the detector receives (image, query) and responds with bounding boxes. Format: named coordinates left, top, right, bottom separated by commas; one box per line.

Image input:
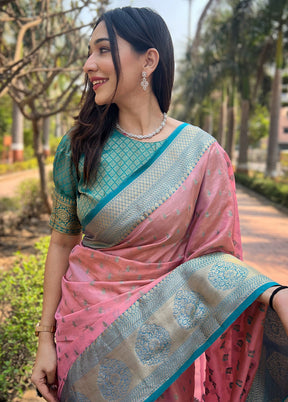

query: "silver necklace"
left=116, top=113, right=167, bottom=140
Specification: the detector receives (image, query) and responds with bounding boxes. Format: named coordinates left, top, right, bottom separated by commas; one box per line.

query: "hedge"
left=0, top=237, right=49, bottom=401
left=235, top=172, right=288, bottom=209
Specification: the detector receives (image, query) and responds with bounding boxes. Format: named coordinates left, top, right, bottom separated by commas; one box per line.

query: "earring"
left=141, top=71, right=149, bottom=91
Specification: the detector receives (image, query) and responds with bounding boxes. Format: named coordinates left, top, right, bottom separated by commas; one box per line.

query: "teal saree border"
left=61, top=253, right=276, bottom=401
left=145, top=283, right=276, bottom=402
left=82, top=123, right=188, bottom=229
left=82, top=125, right=216, bottom=248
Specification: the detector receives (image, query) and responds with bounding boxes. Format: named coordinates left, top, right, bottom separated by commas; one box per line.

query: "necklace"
left=116, top=113, right=167, bottom=140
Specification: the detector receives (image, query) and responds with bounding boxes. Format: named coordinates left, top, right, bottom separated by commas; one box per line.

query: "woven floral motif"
left=173, top=289, right=208, bottom=329
left=208, top=262, right=248, bottom=290
left=97, top=358, right=132, bottom=400
left=135, top=323, right=171, bottom=366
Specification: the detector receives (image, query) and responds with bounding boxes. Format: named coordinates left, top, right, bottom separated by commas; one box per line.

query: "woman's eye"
left=100, top=47, right=110, bottom=54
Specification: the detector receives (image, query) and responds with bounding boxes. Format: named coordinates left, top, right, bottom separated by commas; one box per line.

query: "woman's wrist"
left=257, top=286, right=276, bottom=305
left=258, top=285, right=288, bottom=311
left=269, top=286, right=288, bottom=311
left=37, top=331, right=56, bottom=343
left=35, top=322, right=56, bottom=336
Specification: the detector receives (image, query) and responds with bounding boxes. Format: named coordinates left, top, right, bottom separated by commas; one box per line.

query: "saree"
left=50, top=124, right=288, bottom=401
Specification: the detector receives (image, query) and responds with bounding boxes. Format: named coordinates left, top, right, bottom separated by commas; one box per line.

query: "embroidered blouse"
left=49, top=131, right=166, bottom=234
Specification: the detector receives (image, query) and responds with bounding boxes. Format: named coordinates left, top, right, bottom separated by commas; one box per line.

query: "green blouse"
left=49, top=130, right=166, bottom=234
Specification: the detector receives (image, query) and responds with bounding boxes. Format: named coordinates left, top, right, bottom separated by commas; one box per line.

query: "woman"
left=31, top=7, right=288, bottom=402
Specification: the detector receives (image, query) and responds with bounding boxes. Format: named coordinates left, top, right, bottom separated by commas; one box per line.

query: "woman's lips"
left=91, top=78, right=108, bottom=91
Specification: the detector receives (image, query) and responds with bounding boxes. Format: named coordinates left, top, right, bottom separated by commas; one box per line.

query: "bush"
left=0, top=179, right=49, bottom=236
left=16, top=179, right=48, bottom=220
left=0, top=156, right=54, bottom=176
left=0, top=173, right=54, bottom=235
left=0, top=237, right=49, bottom=401
left=280, top=150, right=288, bottom=177
left=0, top=197, right=19, bottom=213
left=235, top=172, right=288, bottom=209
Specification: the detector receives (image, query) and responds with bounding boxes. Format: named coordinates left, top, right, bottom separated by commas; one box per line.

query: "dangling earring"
left=141, top=71, right=149, bottom=91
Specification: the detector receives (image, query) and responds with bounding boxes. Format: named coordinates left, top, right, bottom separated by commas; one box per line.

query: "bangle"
left=35, top=322, right=56, bottom=337
left=269, top=286, right=288, bottom=311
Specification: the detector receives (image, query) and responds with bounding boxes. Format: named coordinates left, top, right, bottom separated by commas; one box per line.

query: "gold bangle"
left=35, top=322, right=56, bottom=337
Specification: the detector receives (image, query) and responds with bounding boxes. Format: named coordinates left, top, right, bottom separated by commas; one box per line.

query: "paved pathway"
left=237, top=185, right=288, bottom=284
left=0, top=165, right=53, bottom=198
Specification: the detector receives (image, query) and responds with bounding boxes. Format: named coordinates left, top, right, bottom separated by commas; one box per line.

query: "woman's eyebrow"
left=93, top=37, right=110, bottom=45
left=88, top=38, right=110, bottom=52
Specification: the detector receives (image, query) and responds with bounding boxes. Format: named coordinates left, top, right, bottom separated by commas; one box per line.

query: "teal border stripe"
left=82, top=123, right=188, bottom=229
left=145, top=281, right=278, bottom=402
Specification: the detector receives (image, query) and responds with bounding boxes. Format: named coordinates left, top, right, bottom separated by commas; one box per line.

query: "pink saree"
left=51, top=124, right=288, bottom=401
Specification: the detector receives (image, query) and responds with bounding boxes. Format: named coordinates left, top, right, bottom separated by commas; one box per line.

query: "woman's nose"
left=83, top=54, right=98, bottom=74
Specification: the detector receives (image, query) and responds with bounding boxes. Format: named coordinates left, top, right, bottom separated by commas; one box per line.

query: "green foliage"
left=24, top=127, right=33, bottom=149
left=0, top=95, right=12, bottom=134
left=280, top=150, right=288, bottom=177
left=0, top=197, right=19, bottom=213
left=0, top=176, right=53, bottom=235
left=0, top=156, right=53, bottom=175
left=0, top=95, right=13, bottom=156
left=0, top=237, right=49, bottom=401
left=23, top=127, right=34, bottom=160
left=280, top=150, right=288, bottom=166
left=235, top=172, right=288, bottom=208
left=248, top=105, right=269, bottom=146
left=23, top=145, right=35, bottom=161
left=16, top=178, right=47, bottom=219
left=49, top=135, right=62, bottom=155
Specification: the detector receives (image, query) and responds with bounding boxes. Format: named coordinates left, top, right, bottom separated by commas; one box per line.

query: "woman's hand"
left=31, top=231, right=82, bottom=400
left=31, top=334, right=58, bottom=402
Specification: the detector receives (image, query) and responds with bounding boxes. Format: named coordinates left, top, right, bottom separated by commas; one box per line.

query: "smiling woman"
left=31, top=6, right=288, bottom=402
left=84, top=22, right=152, bottom=107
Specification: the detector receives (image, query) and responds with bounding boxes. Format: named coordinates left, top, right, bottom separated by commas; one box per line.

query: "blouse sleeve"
left=49, top=133, right=82, bottom=234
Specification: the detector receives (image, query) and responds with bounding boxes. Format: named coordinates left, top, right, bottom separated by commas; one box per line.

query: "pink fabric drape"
left=56, top=142, right=264, bottom=400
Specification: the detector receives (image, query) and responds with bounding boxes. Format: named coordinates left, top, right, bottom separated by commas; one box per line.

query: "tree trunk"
left=217, top=88, right=227, bottom=148
left=43, top=116, right=50, bottom=157
left=237, top=99, right=250, bottom=174
left=266, top=24, right=283, bottom=178
left=55, top=113, right=62, bottom=138
left=225, top=82, right=236, bottom=162
left=225, top=106, right=236, bottom=162
left=203, top=114, right=213, bottom=134
left=265, top=68, right=281, bottom=178
left=32, top=118, right=51, bottom=214
left=11, top=101, right=24, bottom=162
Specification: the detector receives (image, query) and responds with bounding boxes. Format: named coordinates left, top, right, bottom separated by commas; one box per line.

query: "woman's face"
left=83, top=21, right=145, bottom=107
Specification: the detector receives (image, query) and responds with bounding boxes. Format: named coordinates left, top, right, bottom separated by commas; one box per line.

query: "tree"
left=265, top=0, right=288, bottom=177
left=0, top=0, right=109, bottom=212
left=174, top=0, right=239, bottom=158
left=174, top=0, right=288, bottom=173
left=235, top=0, right=270, bottom=173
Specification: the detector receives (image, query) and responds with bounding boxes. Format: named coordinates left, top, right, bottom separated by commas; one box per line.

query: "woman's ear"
left=143, top=48, right=159, bottom=75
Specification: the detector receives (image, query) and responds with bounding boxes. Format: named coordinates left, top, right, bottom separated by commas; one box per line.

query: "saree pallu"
left=54, top=125, right=288, bottom=401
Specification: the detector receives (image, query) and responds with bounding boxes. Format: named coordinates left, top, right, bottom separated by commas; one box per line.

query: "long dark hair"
left=71, top=7, right=174, bottom=183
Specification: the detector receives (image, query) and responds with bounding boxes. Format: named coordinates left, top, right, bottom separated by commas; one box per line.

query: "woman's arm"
left=31, top=230, right=82, bottom=402
left=258, top=286, right=288, bottom=336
